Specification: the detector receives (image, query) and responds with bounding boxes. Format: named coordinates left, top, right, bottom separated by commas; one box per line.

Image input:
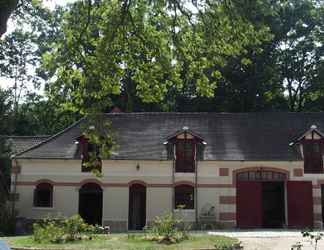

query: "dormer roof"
left=290, top=124, right=324, bottom=146
left=165, top=126, right=206, bottom=144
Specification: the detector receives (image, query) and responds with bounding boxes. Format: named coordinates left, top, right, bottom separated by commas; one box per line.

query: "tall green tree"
left=42, top=0, right=270, bottom=114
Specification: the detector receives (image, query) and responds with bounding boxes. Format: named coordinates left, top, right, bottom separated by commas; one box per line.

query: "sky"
left=0, top=0, right=77, bottom=93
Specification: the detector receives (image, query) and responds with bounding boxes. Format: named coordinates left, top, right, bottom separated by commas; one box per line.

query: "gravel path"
left=208, top=230, right=324, bottom=250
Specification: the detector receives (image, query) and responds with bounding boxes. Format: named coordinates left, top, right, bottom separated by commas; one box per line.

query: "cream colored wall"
left=15, top=185, right=78, bottom=219
left=103, top=187, right=128, bottom=222
left=146, top=187, right=172, bottom=221
left=15, top=159, right=173, bottom=184
left=13, top=158, right=324, bottom=228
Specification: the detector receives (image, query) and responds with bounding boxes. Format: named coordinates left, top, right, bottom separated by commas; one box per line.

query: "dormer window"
left=165, top=127, right=206, bottom=173
left=303, top=140, right=323, bottom=173
left=176, top=139, right=195, bottom=172
left=77, top=136, right=102, bottom=173
left=291, top=125, right=324, bottom=174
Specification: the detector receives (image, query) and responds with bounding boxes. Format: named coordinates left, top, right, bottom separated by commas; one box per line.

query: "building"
left=0, top=135, right=49, bottom=202
left=11, top=112, right=324, bottom=231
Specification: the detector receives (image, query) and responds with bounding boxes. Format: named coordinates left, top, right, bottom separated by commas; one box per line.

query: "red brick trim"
left=16, top=180, right=235, bottom=188
left=314, top=213, right=322, bottom=221
left=128, top=180, right=148, bottom=187
left=232, top=167, right=290, bottom=185
left=79, top=179, right=104, bottom=187
left=293, top=168, right=303, bottom=177
left=219, top=212, right=236, bottom=221
left=35, top=179, right=55, bottom=186
left=198, top=184, right=234, bottom=188
left=219, top=168, right=229, bottom=176
left=313, top=197, right=322, bottom=205
left=173, top=181, right=195, bottom=187
left=219, top=196, right=236, bottom=204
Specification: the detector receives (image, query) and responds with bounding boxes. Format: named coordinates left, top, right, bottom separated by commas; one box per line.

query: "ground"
left=1, top=233, right=237, bottom=250
left=210, top=230, right=324, bottom=250
left=3, top=230, right=324, bottom=249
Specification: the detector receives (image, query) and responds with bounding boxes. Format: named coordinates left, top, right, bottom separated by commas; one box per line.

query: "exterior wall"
left=103, top=187, right=128, bottom=232
left=12, top=158, right=324, bottom=230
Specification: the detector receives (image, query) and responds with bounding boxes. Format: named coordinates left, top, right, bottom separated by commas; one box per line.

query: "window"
left=33, top=183, right=53, bottom=207
left=176, top=139, right=195, bottom=172
left=237, top=170, right=286, bottom=181
left=174, top=185, right=194, bottom=209
left=304, top=140, right=323, bottom=173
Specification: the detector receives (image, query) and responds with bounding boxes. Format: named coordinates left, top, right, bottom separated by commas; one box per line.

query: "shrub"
left=33, top=214, right=99, bottom=243
left=145, top=213, right=189, bottom=244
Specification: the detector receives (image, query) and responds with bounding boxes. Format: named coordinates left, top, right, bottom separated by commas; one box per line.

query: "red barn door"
left=237, top=181, right=262, bottom=228
left=287, top=181, right=313, bottom=228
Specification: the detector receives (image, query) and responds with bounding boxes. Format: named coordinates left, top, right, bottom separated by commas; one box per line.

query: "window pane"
left=176, top=140, right=195, bottom=172
left=34, top=183, right=53, bottom=207
left=175, top=185, right=194, bottom=209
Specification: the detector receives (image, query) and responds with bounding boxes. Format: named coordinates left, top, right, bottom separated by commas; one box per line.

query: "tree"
left=0, top=0, right=19, bottom=37
left=277, top=0, right=324, bottom=111
left=42, top=0, right=270, bottom=114
left=173, top=0, right=323, bottom=112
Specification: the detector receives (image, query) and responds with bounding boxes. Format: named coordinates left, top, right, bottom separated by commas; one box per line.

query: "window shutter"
left=166, top=143, right=174, bottom=160
left=196, top=144, right=205, bottom=161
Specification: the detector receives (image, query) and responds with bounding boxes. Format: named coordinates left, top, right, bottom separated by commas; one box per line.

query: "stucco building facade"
left=10, top=113, right=324, bottom=231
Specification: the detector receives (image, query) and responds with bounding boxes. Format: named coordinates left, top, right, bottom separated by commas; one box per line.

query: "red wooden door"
left=236, top=181, right=263, bottom=228
left=287, top=181, right=313, bottom=228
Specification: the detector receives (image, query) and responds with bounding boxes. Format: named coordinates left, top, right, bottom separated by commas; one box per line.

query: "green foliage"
left=32, top=214, right=100, bottom=243
left=145, top=213, right=189, bottom=244
left=214, top=240, right=243, bottom=250
left=81, top=113, right=116, bottom=176
left=42, top=0, right=270, bottom=114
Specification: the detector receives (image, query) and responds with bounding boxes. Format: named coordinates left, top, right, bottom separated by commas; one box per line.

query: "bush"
left=33, top=214, right=99, bottom=243
left=145, top=213, right=189, bottom=244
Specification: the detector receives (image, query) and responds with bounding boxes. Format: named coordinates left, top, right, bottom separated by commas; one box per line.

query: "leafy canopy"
left=43, top=0, right=271, bottom=114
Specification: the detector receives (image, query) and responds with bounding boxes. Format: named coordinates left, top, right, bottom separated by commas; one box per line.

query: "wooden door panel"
left=237, top=181, right=262, bottom=228
left=287, top=181, right=313, bottom=228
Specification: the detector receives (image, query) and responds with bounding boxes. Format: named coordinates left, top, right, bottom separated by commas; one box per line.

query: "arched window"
left=175, top=185, right=194, bottom=209
left=33, top=183, right=53, bottom=207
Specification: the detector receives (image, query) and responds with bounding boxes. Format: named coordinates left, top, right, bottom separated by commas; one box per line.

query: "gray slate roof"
left=2, top=136, right=50, bottom=155
left=14, top=112, right=324, bottom=161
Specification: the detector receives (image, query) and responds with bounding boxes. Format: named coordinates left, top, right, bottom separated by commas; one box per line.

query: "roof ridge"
left=0, top=135, right=50, bottom=138
left=13, top=118, right=84, bottom=158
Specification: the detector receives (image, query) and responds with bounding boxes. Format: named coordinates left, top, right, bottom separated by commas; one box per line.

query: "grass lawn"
left=1, top=233, right=238, bottom=250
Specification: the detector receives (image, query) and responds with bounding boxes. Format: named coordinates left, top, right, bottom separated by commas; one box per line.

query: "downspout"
left=172, top=143, right=175, bottom=215
left=195, top=143, right=198, bottom=226
left=11, top=158, right=18, bottom=216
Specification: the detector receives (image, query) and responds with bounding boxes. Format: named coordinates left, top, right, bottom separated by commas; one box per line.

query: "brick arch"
left=35, top=179, right=55, bottom=187
left=128, top=180, right=148, bottom=187
left=173, top=181, right=195, bottom=187
left=79, top=179, right=104, bottom=188
left=233, top=167, right=290, bottom=184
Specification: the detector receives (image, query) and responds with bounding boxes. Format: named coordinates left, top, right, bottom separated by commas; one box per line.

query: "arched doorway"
left=236, top=169, right=287, bottom=228
left=79, top=183, right=103, bottom=225
left=128, top=184, right=146, bottom=230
